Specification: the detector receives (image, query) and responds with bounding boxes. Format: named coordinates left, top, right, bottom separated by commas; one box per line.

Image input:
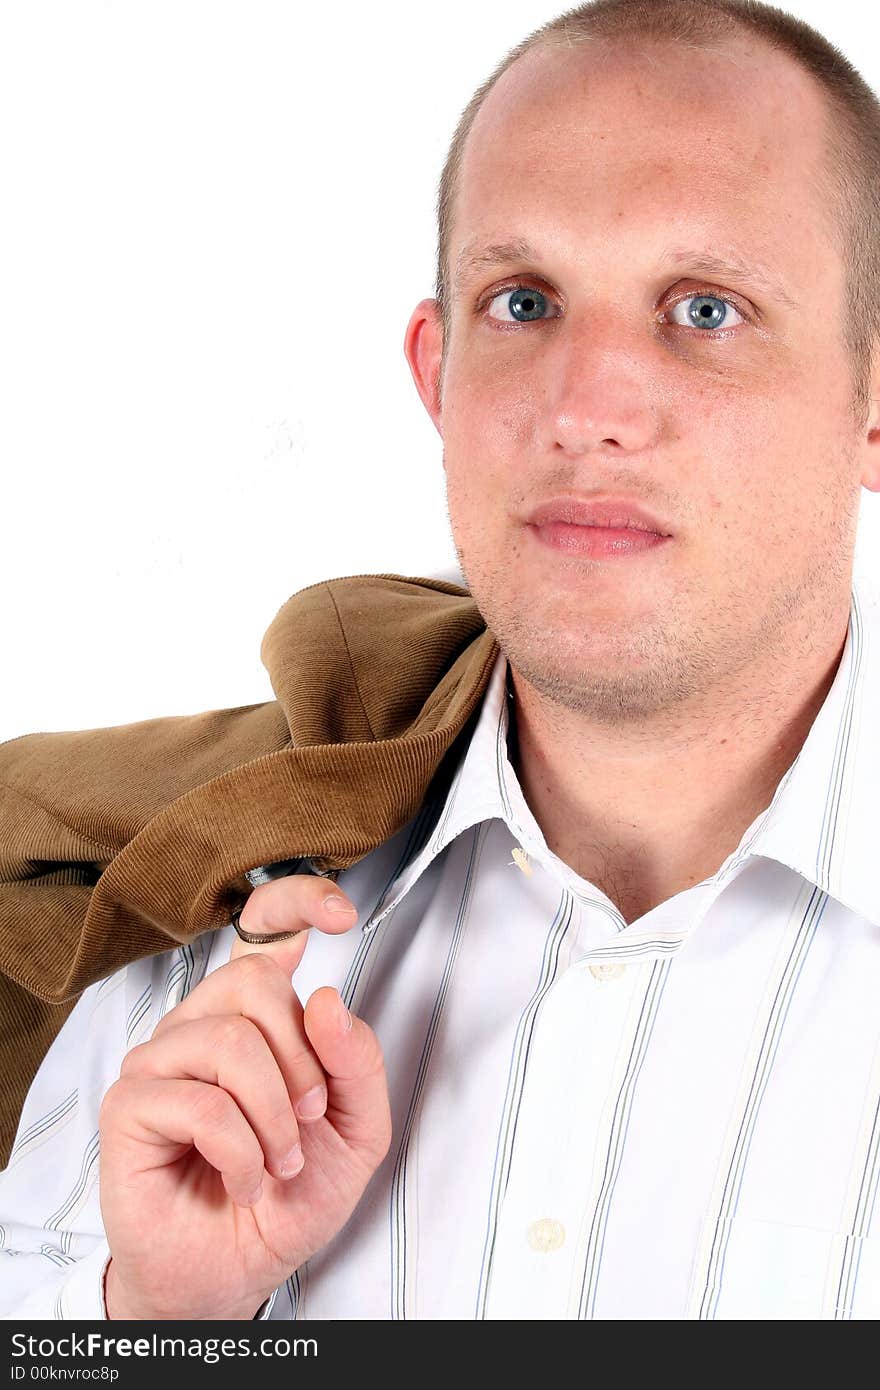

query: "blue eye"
left=483, top=285, right=746, bottom=332
left=668, top=294, right=745, bottom=331
left=486, top=286, right=554, bottom=323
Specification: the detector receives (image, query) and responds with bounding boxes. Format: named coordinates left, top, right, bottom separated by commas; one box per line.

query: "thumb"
left=229, top=874, right=359, bottom=976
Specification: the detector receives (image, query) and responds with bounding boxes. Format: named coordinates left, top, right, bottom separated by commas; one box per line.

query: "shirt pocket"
left=687, top=1214, right=880, bottom=1319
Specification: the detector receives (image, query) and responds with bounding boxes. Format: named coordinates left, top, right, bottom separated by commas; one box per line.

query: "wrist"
left=103, top=1256, right=135, bottom=1320
left=104, top=1255, right=266, bottom=1321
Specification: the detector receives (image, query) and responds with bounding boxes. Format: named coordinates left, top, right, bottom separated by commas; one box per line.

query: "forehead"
left=452, top=36, right=838, bottom=286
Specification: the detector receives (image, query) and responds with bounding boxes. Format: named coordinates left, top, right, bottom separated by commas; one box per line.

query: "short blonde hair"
left=435, top=0, right=880, bottom=425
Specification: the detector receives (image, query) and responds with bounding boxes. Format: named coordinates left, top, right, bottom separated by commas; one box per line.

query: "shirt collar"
left=748, top=572, right=880, bottom=924
left=368, top=572, right=880, bottom=931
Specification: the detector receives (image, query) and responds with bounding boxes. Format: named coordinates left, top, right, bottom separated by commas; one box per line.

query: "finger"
left=150, top=953, right=328, bottom=1125
left=224, top=876, right=359, bottom=1124
left=102, top=1075, right=268, bottom=1209
left=229, top=875, right=359, bottom=972
left=120, top=1015, right=307, bottom=1181
left=302, top=988, right=392, bottom=1163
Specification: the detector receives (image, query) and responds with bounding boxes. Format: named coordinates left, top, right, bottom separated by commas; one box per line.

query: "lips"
left=524, top=494, right=673, bottom=561
left=525, top=496, right=672, bottom=536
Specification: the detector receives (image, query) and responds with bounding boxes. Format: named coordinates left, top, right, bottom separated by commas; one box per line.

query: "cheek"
left=702, top=407, right=856, bottom=572
left=443, top=464, right=520, bottom=576
left=690, top=371, right=809, bottom=501
left=443, top=466, right=492, bottom=543
left=441, top=372, right=535, bottom=536
left=442, top=352, right=537, bottom=449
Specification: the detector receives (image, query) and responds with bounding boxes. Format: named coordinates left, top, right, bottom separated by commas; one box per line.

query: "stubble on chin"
left=456, top=547, right=835, bottom=730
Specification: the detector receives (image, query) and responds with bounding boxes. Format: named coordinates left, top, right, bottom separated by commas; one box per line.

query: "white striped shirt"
left=3, top=574, right=880, bottom=1320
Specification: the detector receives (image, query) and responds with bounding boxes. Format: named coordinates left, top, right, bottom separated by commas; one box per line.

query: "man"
left=2, top=0, right=880, bottom=1319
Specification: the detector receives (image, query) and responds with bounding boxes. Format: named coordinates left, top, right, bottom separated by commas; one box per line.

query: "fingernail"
left=325, top=895, right=357, bottom=914
left=339, top=997, right=353, bottom=1032
left=279, top=1144, right=305, bottom=1178
left=296, top=1084, right=327, bottom=1121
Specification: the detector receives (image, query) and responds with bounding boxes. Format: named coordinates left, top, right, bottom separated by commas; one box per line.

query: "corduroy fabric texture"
left=0, top=574, right=497, bottom=1166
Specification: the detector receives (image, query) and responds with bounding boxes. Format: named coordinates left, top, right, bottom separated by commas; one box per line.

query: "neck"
left=507, top=603, right=851, bottom=926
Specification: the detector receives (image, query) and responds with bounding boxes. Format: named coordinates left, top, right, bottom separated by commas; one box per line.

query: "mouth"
left=524, top=496, right=673, bottom=561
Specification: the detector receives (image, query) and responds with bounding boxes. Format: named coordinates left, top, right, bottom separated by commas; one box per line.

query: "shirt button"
left=527, top=1218, right=566, bottom=1252
left=589, top=962, right=627, bottom=981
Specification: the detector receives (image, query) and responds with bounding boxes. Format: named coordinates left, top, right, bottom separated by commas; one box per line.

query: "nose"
left=541, top=312, right=661, bottom=458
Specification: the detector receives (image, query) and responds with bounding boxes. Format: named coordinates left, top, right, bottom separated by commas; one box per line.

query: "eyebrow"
left=452, top=237, right=799, bottom=310
left=453, top=239, right=537, bottom=293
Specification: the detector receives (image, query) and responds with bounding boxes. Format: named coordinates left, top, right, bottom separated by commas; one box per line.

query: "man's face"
left=408, top=37, right=878, bottom=723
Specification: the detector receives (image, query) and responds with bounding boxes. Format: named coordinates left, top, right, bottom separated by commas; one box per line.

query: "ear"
left=403, top=298, right=444, bottom=439
left=858, top=352, right=880, bottom=492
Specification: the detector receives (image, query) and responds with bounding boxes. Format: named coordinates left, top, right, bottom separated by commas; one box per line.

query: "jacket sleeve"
left=0, top=701, right=290, bottom=1168
left=0, top=732, right=119, bottom=1171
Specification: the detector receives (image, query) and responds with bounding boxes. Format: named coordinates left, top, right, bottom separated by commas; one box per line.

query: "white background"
left=1, top=1, right=878, bottom=739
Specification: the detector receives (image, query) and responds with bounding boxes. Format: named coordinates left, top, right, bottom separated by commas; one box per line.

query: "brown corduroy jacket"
left=0, top=573, right=498, bottom=1167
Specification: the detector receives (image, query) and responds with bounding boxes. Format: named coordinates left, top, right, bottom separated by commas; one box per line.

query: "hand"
left=98, top=874, right=391, bottom=1320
